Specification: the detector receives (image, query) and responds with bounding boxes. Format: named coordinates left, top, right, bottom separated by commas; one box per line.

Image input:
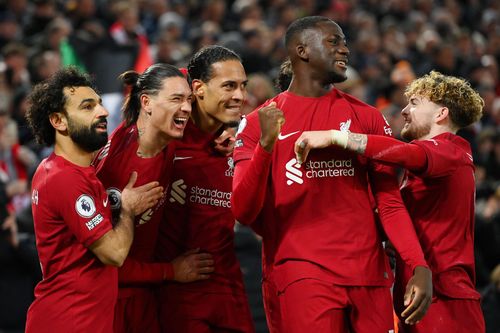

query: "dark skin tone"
left=260, top=19, right=432, bottom=325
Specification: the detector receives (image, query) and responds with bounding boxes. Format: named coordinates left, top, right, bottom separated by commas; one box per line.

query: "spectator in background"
left=0, top=175, right=41, bottom=333
left=2, top=42, right=30, bottom=91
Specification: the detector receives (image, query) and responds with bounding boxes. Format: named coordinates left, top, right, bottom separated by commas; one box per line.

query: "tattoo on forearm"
left=347, top=133, right=367, bottom=154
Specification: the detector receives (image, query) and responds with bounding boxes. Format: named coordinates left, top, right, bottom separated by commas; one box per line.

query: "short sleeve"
left=55, top=171, right=113, bottom=247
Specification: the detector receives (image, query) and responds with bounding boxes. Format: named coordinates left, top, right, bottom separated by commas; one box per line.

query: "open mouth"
left=95, top=122, right=107, bottom=131
left=173, top=117, right=188, bottom=127
left=225, top=105, right=242, bottom=113
left=335, top=60, right=347, bottom=69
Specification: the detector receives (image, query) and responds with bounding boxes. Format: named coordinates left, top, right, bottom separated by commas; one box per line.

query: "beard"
left=327, top=70, right=347, bottom=85
left=67, top=116, right=108, bottom=152
left=401, top=122, right=431, bottom=141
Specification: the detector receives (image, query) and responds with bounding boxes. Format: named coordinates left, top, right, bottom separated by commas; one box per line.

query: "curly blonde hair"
left=405, top=71, right=484, bottom=129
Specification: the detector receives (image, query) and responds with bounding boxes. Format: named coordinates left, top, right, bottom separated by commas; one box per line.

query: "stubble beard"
left=401, top=122, right=431, bottom=141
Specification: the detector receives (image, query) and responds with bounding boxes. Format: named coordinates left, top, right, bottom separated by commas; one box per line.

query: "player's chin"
left=222, top=110, right=241, bottom=125
left=170, top=129, right=185, bottom=140
left=400, top=128, right=413, bottom=141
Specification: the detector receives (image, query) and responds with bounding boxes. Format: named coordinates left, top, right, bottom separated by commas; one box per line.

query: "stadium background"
left=0, top=0, right=498, bottom=332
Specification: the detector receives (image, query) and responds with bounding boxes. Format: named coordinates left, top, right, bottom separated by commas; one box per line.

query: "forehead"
left=208, top=60, right=247, bottom=82
left=307, top=21, right=344, bottom=39
left=159, top=76, right=191, bottom=94
left=63, top=86, right=99, bottom=106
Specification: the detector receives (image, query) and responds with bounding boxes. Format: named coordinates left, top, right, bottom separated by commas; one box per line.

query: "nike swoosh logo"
left=103, top=197, right=108, bottom=207
left=173, top=156, right=193, bottom=161
left=278, top=131, right=299, bottom=140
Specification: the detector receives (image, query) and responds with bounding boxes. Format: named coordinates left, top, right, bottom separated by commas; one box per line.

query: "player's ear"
left=296, top=43, right=308, bottom=61
left=49, top=112, right=68, bottom=132
left=436, top=106, right=449, bottom=123
left=192, top=80, right=204, bottom=99
left=140, top=93, right=152, bottom=116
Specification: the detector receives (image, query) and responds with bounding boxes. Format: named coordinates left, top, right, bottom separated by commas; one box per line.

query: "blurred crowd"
left=0, top=0, right=499, bottom=332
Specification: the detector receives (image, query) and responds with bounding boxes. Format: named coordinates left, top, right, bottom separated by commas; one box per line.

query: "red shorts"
left=277, top=278, right=394, bottom=333
left=158, top=288, right=255, bottom=333
left=262, top=278, right=281, bottom=333
left=397, top=297, right=485, bottom=333
left=114, top=288, right=160, bottom=333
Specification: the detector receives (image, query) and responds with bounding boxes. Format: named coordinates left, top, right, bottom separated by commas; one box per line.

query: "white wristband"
left=330, top=130, right=348, bottom=149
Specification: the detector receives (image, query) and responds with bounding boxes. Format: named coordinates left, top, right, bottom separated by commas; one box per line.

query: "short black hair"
left=26, top=67, right=94, bottom=146
left=285, top=16, right=333, bottom=48
left=187, top=45, right=241, bottom=83
left=119, top=63, right=185, bottom=127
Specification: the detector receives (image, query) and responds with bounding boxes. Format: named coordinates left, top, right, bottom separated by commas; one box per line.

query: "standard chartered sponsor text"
left=190, top=186, right=231, bottom=207
left=304, top=158, right=354, bottom=178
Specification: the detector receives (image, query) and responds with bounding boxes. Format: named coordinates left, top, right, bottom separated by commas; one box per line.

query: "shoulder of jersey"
left=337, top=89, right=377, bottom=112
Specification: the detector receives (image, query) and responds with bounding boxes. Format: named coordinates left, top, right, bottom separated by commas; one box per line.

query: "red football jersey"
left=26, top=153, right=115, bottom=333
left=94, top=123, right=174, bottom=293
left=234, top=89, right=425, bottom=290
left=396, top=133, right=480, bottom=300
left=157, top=119, right=246, bottom=294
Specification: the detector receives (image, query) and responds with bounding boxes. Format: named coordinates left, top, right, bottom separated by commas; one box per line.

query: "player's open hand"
left=258, top=102, right=285, bottom=152
left=294, top=131, right=332, bottom=164
left=172, top=248, right=215, bottom=282
left=213, top=126, right=236, bottom=156
left=120, top=171, right=164, bottom=216
left=401, top=265, right=433, bottom=325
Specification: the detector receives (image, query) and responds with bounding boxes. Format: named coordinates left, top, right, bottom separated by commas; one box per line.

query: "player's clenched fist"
left=258, top=101, right=285, bottom=152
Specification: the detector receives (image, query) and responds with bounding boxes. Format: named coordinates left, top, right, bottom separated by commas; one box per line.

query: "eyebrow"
left=78, top=98, right=102, bottom=107
left=221, top=79, right=249, bottom=85
left=169, top=92, right=192, bottom=98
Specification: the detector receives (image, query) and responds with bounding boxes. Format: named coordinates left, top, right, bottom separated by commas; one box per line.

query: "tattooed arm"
left=294, top=130, right=427, bottom=172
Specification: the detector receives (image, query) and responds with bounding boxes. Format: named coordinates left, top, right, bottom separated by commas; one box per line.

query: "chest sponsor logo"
left=278, top=131, right=300, bottom=140
left=86, top=213, right=104, bottom=230
left=169, top=179, right=231, bottom=208
left=225, top=157, right=234, bottom=177
left=285, top=157, right=355, bottom=185
left=31, top=189, right=39, bottom=205
left=75, top=194, right=96, bottom=218
left=285, top=158, right=303, bottom=185
left=170, top=179, right=187, bottom=205
left=139, top=208, right=153, bottom=225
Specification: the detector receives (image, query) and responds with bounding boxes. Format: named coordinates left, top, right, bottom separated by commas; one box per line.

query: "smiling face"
left=400, top=95, right=441, bottom=141
left=145, top=76, right=193, bottom=140
left=193, top=60, right=248, bottom=128
left=63, top=86, right=109, bottom=152
left=306, top=21, right=349, bottom=84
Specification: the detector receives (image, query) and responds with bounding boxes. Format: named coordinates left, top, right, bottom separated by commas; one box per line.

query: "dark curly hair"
left=187, top=45, right=241, bottom=83
left=26, top=67, right=95, bottom=146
